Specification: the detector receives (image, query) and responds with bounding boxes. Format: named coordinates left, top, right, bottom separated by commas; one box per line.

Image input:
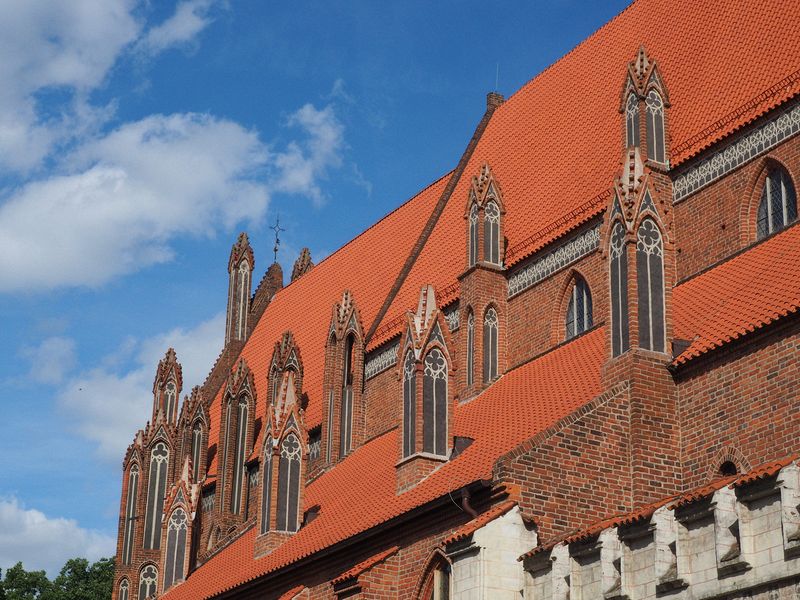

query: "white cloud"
left=273, top=104, right=345, bottom=205
left=21, top=336, right=77, bottom=385
left=0, top=496, right=115, bottom=577
left=0, top=113, right=270, bottom=292
left=58, top=312, right=225, bottom=461
left=136, top=0, right=218, bottom=56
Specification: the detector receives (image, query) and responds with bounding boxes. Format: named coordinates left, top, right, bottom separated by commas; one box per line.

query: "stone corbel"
left=652, top=507, right=687, bottom=592
left=712, top=486, right=750, bottom=576
left=778, top=462, right=800, bottom=555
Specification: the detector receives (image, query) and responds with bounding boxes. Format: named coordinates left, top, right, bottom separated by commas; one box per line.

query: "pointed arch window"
left=164, top=381, right=176, bottom=422
left=190, top=421, right=203, bottom=482
left=645, top=90, right=665, bottom=163
left=118, top=579, right=130, bottom=600
left=236, top=260, right=250, bottom=340
left=163, top=509, right=188, bottom=590
left=402, top=350, right=416, bottom=457
left=483, top=308, right=498, bottom=382
left=421, top=556, right=452, bottom=600
left=757, top=167, right=797, bottom=239
left=466, top=310, right=474, bottom=386
left=483, top=201, right=500, bottom=264
left=636, top=219, right=665, bottom=352
left=339, top=334, right=355, bottom=457
left=143, top=443, right=169, bottom=550
left=230, top=396, right=248, bottom=514
left=422, top=349, right=448, bottom=456
left=468, top=203, right=479, bottom=267
left=122, top=464, right=139, bottom=564
left=138, top=565, right=157, bottom=600
left=276, top=433, right=301, bottom=532
left=566, top=277, right=593, bottom=340
left=260, top=436, right=273, bottom=534
left=626, top=92, right=640, bottom=149
left=325, top=389, right=334, bottom=463
left=269, top=364, right=280, bottom=407
left=610, top=222, right=630, bottom=357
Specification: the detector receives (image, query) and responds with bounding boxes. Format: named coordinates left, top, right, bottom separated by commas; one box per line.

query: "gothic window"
left=421, top=559, right=452, bottom=600
left=276, top=433, right=301, bottom=532
left=230, top=396, right=248, bottom=514
left=260, top=436, right=273, bottom=534
left=645, top=90, right=665, bottom=163
left=422, top=349, right=448, bottom=456
left=626, top=92, right=640, bottom=149
left=138, top=565, right=157, bottom=600
left=482, top=308, right=499, bottom=383
left=326, top=388, right=334, bottom=462
left=269, top=364, right=280, bottom=406
left=122, top=464, right=139, bottom=565
left=143, top=442, right=169, bottom=550
left=220, top=400, right=232, bottom=509
left=163, top=509, right=188, bottom=590
left=118, top=579, right=130, bottom=600
left=190, top=421, right=203, bottom=482
left=757, top=167, right=797, bottom=239
left=468, top=203, right=479, bottom=267
left=565, top=277, right=593, bottom=340
left=339, top=334, right=355, bottom=457
left=610, top=222, right=630, bottom=357
left=164, top=381, right=176, bottom=422
left=236, top=260, right=250, bottom=340
left=483, top=201, right=500, bottom=264
left=636, top=219, right=665, bottom=352
left=402, top=350, right=416, bottom=458
left=466, top=310, right=474, bottom=387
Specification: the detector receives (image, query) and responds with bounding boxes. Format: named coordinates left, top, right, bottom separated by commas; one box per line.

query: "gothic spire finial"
left=271, top=216, right=285, bottom=264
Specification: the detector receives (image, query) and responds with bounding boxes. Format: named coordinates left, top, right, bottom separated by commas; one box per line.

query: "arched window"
left=230, top=396, right=248, bottom=514
left=402, top=350, right=416, bottom=458
left=483, top=308, right=498, bottom=383
left=236, top=260, right=250, bottom=340
left=757, top=167, right=797, bottom=239
left=269, top=364, right=280, bottom=406
left=190, top=421, right=203, bottom=482
left=610, top=222, right=630, bottom=357
left=468, top=203, right=479, bottom=267
left=138, top=565, right=157, bottom=600
left=626, top=92, right=640, bottom=149
left=339, top=334, right=355, bottom=457
left=122, top=464, right=139, bottom=564
left=143, top=443, right=169, bottom=550
left=566, top=277, right=593, bottom=340
left=118, top=579, right=130, bottom=600
left=325, top=388, right=334, bottom=463
left=163, top=509, right=188, bottom=590
left=422, top=349, right=448, bottom=456
left=420, top=556, right=452, bottom=600
left=164, top=381, right=176, bottom=422
left=636, top=219, right=665, bottom=352
left=276, top=433, right=301, bottom=532
left=466, top=310, right=474, bottom=387
left=260, top=436, right=273, bottom=534
left=645, top=90, right=665, bottom=163
left=483, top=201, right=500, bottom=264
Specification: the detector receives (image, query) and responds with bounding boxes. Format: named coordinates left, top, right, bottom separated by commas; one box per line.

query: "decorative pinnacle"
left=270, top=215, right=285, bottom=263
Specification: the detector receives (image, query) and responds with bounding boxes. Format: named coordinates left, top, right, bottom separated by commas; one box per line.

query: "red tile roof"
left=277, top=585, right=305, bottom=600
left=164, top=328, right=605, bottom=599
left=673, top=223, right=800, bottom=366
left=330, top=546, right=399, bottom=586
left=731, top=454, right=798, bottom=488
left=442, top=500, right=517, bottom=546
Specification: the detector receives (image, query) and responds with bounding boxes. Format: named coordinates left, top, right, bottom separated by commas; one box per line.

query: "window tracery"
left=229, top=396, right=248, bottom=514
left=402, top=350, right=416, bottom=458
left=466, top=310, right=474, bottom=386
left=190, top=421, right=203, bottom=482
left=422, top=349, right=448, bottom=456
left=339, top=334, right=355, bottom=457
left=757, top=167, right=797, bottom=239
left=143, top=442, right=169, bottom=550
left=626, top=92, right=640, bottom=148
left=636, top=218, right=665, bottom=352
left=138, top=565, right=157, bottom=600
left=610, top=222, right=630, bottom=357
left=163, top=509, right=188, bottom=590
left=646, top=90, right=665, bottom=163
left=483, top=308, right=499, bottom=382
left=276, top=433, right=301, bottom=532
left=260, top=436, right=273, bottom=534
left=484, top=201, right=501, bottom=264
left=468, top=203, right=479, bottom=267
left=118, top=579, right=129, bottom=600
left=566, top=277, right=593, bottom=340
left=122, top=464, right=139, bottom=565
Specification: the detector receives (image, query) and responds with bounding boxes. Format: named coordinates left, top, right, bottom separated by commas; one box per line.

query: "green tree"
left=1, top=562, right=53, bottom=600
left=46, top=558, right=114, bottom=600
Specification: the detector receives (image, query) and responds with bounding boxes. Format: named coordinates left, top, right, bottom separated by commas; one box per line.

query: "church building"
left=112, top=0, right=800, bottom=598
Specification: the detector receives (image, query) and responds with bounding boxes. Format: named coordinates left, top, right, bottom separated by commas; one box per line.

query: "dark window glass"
left=402, top=351, right=416, bottom=457
left=466, top=311, right=474, bottom=386
left=190, top=422, right=202, bottom=482
left=270, top=365, right=280, bottom=406
left=566, top=277, right=593, bottom=339
left=468, top=203, right=479, bottom=267
left=757, top=167, right=797, bottom=239
left=636, top=219, right=665, bottom=352
left=260, top=437, right=272, bottom=534
left=122, top=464, right=139, bottom=565
left=220, top=400, right=231, bottom=510
left=610, top=222, right=630, bottom=357
left=326, top=389, right=334, bottom=462
left=339, top=335, right=355, bottom=457
left=163, top=509, right=188, bottom=590
left=482, top=308, right=498, bottom=382
left=422, top=349, right=448, bottom=456
left=230, top=398, right=248, bottom=514
left=138, top=565, right=157, bottom=600
left=164, top=381, right=176, bottom=423
left=143, top=443, right=169, bottom=550
left=646, top=90, right=665, bottom=163
left=119, top=580, right=129, bottom=600
left=626, top=93, right=640, bottom=149
left=483, top=201, right=500, bottom=264
left=276, top=433, right=301, bottom=532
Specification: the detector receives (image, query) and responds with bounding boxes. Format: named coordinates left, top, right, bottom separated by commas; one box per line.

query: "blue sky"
left=0, top=0, right=629, bottom=575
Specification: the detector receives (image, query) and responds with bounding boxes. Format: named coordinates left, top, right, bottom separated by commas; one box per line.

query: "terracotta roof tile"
left=731, top=454, right=798, bottom=488
left=277, top=585, right=305, bottom=600
left=330, top=546, right=399, bottom=586
left=164, top=328, right=605, bottom=599
left=673, top=223, right=800, bottom=366
left=442, top=500, right=517, bottom=546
